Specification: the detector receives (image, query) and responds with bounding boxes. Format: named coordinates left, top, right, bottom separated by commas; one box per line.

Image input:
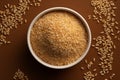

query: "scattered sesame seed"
left=93, top=58, right=96, bottom=62
left=93, top=69, right=97, bottom=71
left=81, top=67, right=85, bottom=70
left=85, top=59, right=88, bottom=63
left=88, top=15, right=92, bottom=19
left=24, top=19, right=27, bottom=23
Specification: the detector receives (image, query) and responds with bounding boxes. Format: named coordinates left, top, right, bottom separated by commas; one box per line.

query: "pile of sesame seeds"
left=0, top=0, right=41, bottom=46
left=13, top=69, right=29, bottom=80
left=30, top=11, right=88, bottom=66
left=82, top=0, right=119, bottom=80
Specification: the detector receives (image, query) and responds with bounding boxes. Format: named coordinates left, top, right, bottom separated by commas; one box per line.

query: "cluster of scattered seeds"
left=81, top=0, right=119, bottom=79
left=84, top=71, right=97, bottom=80
left=87, top=61, right=93, bottom=69
left=0, top=0, right=42, bottom=46
left=93, top=35, right=114, bottom=75
left=84, top=59, right=95, bottom=70
left=109, top=73, right=115, bottom=79
left=31, top=0, right=41, bottom=6
left=81, top=59, right=97, bottom=80
left=104, top=73, right=115, bottom=80
left=90, top=0, right=119, bottom=76
left=13, top=69, right=29, bottom=80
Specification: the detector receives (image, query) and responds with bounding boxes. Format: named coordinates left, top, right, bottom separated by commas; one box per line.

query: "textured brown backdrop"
left=0, top=0, right=120, bottom=80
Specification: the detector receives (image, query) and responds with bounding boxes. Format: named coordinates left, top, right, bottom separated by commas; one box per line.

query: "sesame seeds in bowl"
left=27, top=7, right=91, bottom=69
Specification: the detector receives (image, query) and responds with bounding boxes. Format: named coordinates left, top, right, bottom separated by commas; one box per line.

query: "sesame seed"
left=93, top=69, right=97, bottom=71
left=85, top=59, right=88, bottom=63
left=93, top=58, right=96, bottom=62
left=88, top=15, right=91, bottom=19
left=81, top=67, right=84, bottom=70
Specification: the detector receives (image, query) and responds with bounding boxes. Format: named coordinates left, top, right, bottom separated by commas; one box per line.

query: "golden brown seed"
left=81, top=67, right=84, bottom=70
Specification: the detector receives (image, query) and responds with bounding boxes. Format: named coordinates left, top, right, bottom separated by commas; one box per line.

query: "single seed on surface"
left=81, top=67, right=84, bottom=70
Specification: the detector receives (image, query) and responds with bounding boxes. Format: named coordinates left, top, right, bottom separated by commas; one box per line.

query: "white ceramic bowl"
left=27, top=7, right=91, bottom=69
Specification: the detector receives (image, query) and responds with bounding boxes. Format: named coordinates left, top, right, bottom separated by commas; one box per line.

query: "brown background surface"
left=0, top=0, right=120, bottom=80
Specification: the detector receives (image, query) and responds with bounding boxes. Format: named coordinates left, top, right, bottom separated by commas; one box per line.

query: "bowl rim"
left=27, top=7, right=92, bottom=69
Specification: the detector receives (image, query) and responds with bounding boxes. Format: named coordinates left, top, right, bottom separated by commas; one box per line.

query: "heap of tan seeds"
left=13, top=69, right=29, bottom=80
left=83, top=0, right=119, bottom=80
left=0, top=0, right=41, bottom=45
